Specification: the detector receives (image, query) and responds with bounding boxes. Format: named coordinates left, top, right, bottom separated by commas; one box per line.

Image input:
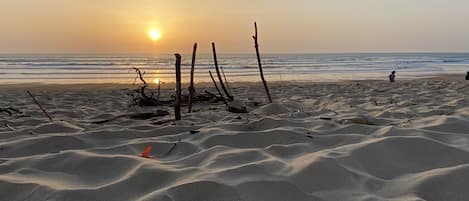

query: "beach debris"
left=212, top=42, right=234, bottom=101
left=165, top=140, right=181, bottom=156
left=91, top=110, right=170, bottom=124
left=204, top=90, right=226, bottom=103
left=253, top=22, right=273, bottom=103
left=190, top=130, right=200, bottom=134
left=129, top=67, right=160, bottom=107
left=26, top=91, right=54, bottom=122
left=140, top=146, right=153, bottom=158
left=188, top=43, right=198, bottom=113
left=0, top=107, right=22, bottom=117
left=227, top=101, right=248, bottom=113
left=175, top=54, right=182, bottom=120
left=208, top=71, right=228, bottom=104
left=4, top=123, right=16, bottom=131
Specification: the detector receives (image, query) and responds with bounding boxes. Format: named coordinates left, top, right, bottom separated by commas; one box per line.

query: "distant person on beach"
left=389, top=71, right=396, bottom=83
left=466, top=71, right=469, bottom=80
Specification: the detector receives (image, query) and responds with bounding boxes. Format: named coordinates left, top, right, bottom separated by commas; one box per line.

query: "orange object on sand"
left=141, top=146, right=153, bottom=158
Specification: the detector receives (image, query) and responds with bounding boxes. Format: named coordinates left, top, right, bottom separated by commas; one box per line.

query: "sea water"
left=1, top=53, right=468, bottom=84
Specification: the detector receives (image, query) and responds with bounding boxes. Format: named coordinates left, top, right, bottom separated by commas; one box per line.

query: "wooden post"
left=156, top=80, right=161, bottom=101
left=188, top=43, right=197, bottom=113
left=253, top=22, right=273, bottom=103
left=27, top=90, right=54, bottom=121
left=174, top=54, right=182, bottom=120
left=211, top=42, right=233, bottom=101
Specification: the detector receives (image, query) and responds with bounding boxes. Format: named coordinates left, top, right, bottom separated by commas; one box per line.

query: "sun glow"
left=153, top=78, right=160, bottom=84
left=148, top=28, right=162, bottom=41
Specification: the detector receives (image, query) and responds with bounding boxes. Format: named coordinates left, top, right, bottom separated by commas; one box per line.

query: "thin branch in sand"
left=204, top=90, right=226, bottom=103
left=165, top=140, right=181, bottom=156
left=253, top=22, right=273, bottom=103
left=188, top=43, right=198, bottom=113
left=211, top=42, right=233, bottom=101
left=26, top=91, right=54, bottom=122
left=221, top=65, right=231, bottom=94
left=209, top=70, right=227, bottom=104
left=5, top=124, right=16, bottom=131
left=174, top=54, right=182, bottom=120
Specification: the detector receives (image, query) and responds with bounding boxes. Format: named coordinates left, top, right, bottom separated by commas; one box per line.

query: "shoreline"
left=0, top=73, right=464, bottom=92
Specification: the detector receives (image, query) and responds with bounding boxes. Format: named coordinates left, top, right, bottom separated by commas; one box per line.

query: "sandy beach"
left=1, top=75, right=468, bottom=201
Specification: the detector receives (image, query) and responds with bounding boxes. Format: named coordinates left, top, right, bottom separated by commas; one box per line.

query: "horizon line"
left=1, top=51, right=469, bottom=55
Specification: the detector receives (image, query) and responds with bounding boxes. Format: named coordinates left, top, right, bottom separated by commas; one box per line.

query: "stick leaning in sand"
left=253, top=22, right=273, bottom=103
left=27, top=90, right=54, bottom=122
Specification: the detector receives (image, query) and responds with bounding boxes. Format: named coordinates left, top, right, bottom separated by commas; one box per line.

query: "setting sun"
left=153, top=78, right=160, bottom=84
left=148, top=28, right=162, bottom=41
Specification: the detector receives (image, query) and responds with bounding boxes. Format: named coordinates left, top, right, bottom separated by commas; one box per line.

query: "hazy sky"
left=1, top=0, right=469, bottom=54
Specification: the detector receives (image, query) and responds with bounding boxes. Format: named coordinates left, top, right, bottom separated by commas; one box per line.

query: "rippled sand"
left=1, top=75, right=468, bottom=201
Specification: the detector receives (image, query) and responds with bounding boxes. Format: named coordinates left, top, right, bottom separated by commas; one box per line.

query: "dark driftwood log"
left=253, top=22, right=273, bottom=103
left=91, top=110, right=170, bottom=124
left=227, top=101, right=248, bottom=113
left=211, top=42, right=233, bottom=101
left=174, top=54, right=182, bottom=120
left=188, top=43, right=197, bottom=113
left=26, top=91, right=54, bottom=121
left=204, top=90, right=227, bottom=104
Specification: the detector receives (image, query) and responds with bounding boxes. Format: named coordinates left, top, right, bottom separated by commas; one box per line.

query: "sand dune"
left=1, top=77, right=468, bottom=201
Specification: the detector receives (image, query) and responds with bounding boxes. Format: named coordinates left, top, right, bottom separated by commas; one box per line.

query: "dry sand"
left=1, top=75, right=469, bottom=201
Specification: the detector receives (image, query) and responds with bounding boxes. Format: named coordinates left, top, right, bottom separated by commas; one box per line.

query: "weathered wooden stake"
left=188, top=43, right=198, bottom=113
left=174, top=54, right=182, bottom=120
left=209, top=70, right=226, bottom=102
left=211, top=42, right=233, bottom=101
left=221, top=65, right=231, bottom=94
left=27, top=90, right=54, bottom=121
left=253, top=22, right=273, bottom=103
left=156, top=80, right=161, bottom=101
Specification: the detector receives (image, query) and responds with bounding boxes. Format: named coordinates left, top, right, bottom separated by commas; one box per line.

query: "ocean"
left=1, top=53, right=468, bottom=84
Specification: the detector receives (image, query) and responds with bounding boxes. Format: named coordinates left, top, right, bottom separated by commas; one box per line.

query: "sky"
left=1, top=0, right=469, bottom=54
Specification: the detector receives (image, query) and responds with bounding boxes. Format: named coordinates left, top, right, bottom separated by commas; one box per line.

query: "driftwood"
left=211, top=43, right=233, bottom=101
left=165, top=140, right=181, bottom=155
left=253, top=22, right=273, bottom=103
left=26, top=91, right=54, bottom=121
left=152, top=119, right=177, bottom=125
left=204, top=90, right=227, bottom=104
left=5, top=124, right=16, bottom=131
left=0, top=107, right=22, bottom=117
left=129, top=67, right=160, bottom=107
left=227, top=101, right=248, bottom=113
left=188, top=43, right=198, bottom=113
left=221, top=65, right=231, bottom=94
left=91, top=110, right=170, bottom=124
left=209, top=70, right=226, bottom=103
left=174, top=54, right=182, bottom=120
